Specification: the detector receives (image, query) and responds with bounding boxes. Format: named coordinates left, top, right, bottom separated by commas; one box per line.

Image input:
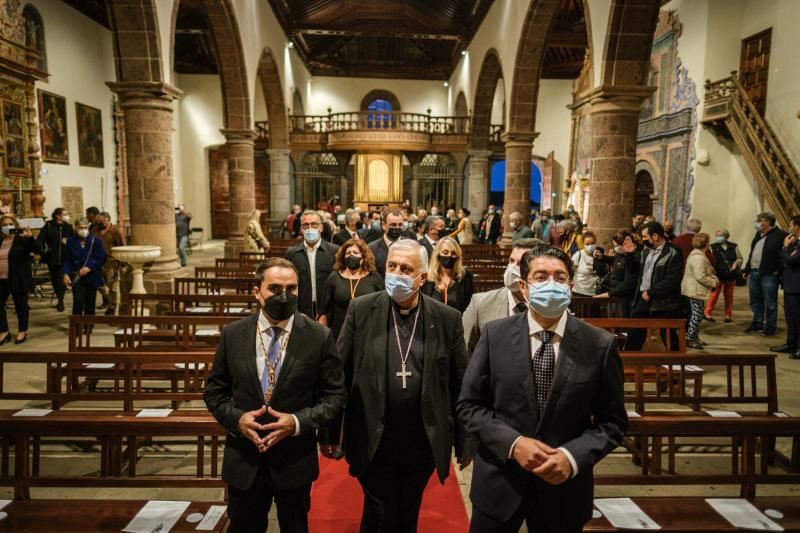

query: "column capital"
left=501, top=130, right=539, bottom=147
left=467, top=149, right=493, bottom=160
left=107, top=81, right=183, bottom=110
left=265, top=148, right=292, bottom=158
left=221, top=128, right=257, bottom=144
left=584, top=84, right=656, bottom=114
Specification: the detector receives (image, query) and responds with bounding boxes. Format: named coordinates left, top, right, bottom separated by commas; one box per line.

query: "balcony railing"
left=489, top=124, right=505, bottom=143
left=288, top=112, right=470, bottom=135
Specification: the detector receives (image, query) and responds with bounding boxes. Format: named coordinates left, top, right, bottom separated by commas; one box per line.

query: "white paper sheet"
left=227, top=307, right=249, bottom=314
left=195, top=505, right=226, bottom=531
left=136, top=409, right=173, bottom=418
left=626, top=411, right=642, bottom=418
left=83, top=363, right=116, bottom=369
left=189, top=307, right=212, bottom=314
left=706, top=498, right=784, bottom=531
left=706, top=410, right=741, bottom=418
left=195, top=329, right=220, bottom=337
left=660, top=364, right=703, bottom=372
left=12, top=408, right=52, bottom=417
left=0, top=500, right=11, bottom=511
left=174, top=363, right=206, bottom=370
left=773, top=412, right=789, bottom=418
left=594, top=498, right=661, bottom=530
left=122, top=500, right=191, bottom=533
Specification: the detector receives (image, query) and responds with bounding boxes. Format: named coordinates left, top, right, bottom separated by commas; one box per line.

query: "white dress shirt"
left=304, top=240, right=321, bottom=303
left=256, top=311, right=300, bottom=436
left=508, top=310, right=579, bottom=477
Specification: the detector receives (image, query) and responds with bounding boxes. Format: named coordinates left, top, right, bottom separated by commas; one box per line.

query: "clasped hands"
left=512, top=437, right=572, bottom=485
left=238, top=405, right=296, bottom=453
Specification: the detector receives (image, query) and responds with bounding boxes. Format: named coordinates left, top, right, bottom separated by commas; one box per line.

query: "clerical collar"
left=392, top=296, right=421, bottom=316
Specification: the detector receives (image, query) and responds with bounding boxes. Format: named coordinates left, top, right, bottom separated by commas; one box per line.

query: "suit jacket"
left=457, top=312, right=627, bottom=529
left=332, top=227, right=359, bottom=247
left=284, top=240, right=338, bottom=317
left=335, top=291, right=474, bottom=482
left=632, top=243, right=683, bottom=312
left=62, top=235, right=106, bottom=289
left=203, top=312, right=346, bottom=491
left=746, top=227, right=787, bottom=276
left=419, top=236, right=436, bottom=258
left=462, top=287, right=511, bottom=354
left=781, top=239, right=800, bottom=294
left=368, top=237, right=390, bottom=278
left=358, top=227, right=383, bottom=244
left=486, top=214, right=501, bottom=241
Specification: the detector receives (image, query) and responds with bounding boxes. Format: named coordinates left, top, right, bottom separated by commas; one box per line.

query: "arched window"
left=23, top=4, right=47, bottom=72
left=634, top=170, right=655, bottom=216
left=360, top=90, right=400, bottom=129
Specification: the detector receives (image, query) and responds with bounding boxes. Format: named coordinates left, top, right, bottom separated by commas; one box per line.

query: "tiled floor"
left=1, top=240, right=799, bottom=530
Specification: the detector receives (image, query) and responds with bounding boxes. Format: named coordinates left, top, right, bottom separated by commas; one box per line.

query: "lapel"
left=510, top=311, right=538, bottom=420
left=241, top=314, right=263, bottom=401
left=492, top=288, right=511, bottom=319
left=536, top=314, right=578, bottom=433
left=420, top=294, right=440, bottom=401
left=271, top=312, right=305, bottom=399
left=370, top=292, right=390, bottom=406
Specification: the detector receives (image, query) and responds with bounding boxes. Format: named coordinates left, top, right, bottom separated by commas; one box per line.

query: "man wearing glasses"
left=284, top=211, right=338, bottom=318
left=369, top=208, right=409, bottom=278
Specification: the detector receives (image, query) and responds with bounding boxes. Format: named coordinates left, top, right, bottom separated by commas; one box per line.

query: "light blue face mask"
left=385, top=273, right=420, bottom=303
left=715, top=236, right=725, bottom=244
left=303, top=228, right=320, bottom=243
left=527, top=280, right=571, bottom=318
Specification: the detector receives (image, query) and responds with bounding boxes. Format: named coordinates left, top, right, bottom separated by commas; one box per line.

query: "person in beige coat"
left=244, top=209, right=270, bottom=252
left=681, top=233, right=719, bottom=349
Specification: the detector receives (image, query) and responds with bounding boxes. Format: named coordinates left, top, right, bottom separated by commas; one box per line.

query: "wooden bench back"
left=585, top=318, right=687, bottom=353
left=174, top=277, right=254, bottom=295
left=195, top=265, right=255, bottom=278
left=129, top=293, right=257, bottom=317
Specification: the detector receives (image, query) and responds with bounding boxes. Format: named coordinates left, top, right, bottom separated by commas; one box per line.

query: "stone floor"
left=1, top=240, right=799, bottom=530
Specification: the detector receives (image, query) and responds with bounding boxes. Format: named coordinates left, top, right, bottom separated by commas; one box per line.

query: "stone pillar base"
left=224, top=236, right=246, bottom=259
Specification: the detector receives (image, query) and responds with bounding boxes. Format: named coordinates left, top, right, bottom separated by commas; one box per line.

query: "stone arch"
left=359, top=90, right=401, bottom=112
left=107, top=0, right=163, bottom=83
left=600, top=0, right=662, bottom=88
left=257, top=49, right=289, bottom=149
left=470, top=49, right=503, bottom=151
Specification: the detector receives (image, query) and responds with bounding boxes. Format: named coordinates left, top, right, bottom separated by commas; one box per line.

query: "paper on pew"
left=594, top=498, right=661, bottom=530
left=13, top=408, right=52, bottom=417
left=175, top=363, right=206, bottom=370
left=706, top=499, right=783, bottom=531
left=227, top=307, right=249, bottom=314
left=706, top=410, right=741, bottom=418
left=773, top=412, right=789, bottom=418
left=626, top=411, right=641, bottom=418
left=83, top=363, right=116, bottom=369
left=189, top=307, right=213, bottom=314
left=660, top=364, right=703, bottom=372
left=115, top=327, right=153, bottom=335
left=137, top=409, right=173, bottom=418
left=122, top=500, right=191, bottom=533
left=195, top=505, right=227, bottom=531
left=0, top=501, right=9, bottom=511
left=196, top=329, right=221, bottom=337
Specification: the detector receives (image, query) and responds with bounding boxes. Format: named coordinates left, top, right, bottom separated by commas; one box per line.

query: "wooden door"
left=634, top=170, right=654, bottom=216
left=740, top=28, right=772, bottom=116
left=209, top=147, right=229, bottom=239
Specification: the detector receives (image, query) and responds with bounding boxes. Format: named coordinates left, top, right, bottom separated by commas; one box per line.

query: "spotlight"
left=286, top=41, right=294, bottom=49
left=443, top=81, right=449, bottom=87
left=461, top=50, right=467, bottom=56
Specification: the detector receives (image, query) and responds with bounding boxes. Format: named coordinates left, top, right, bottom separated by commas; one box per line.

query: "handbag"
left=69, top=237, right=94, bottom=285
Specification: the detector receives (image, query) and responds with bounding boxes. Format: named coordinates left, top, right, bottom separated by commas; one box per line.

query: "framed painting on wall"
left=61, top=186, right=83, bottom=220
left=37, top=89, right=69, bottom=164
left=2, top=101, right=23, bottom=137
left=2, top=100, right=27, bottom=173
left=76, top=103, right=103, bottom=168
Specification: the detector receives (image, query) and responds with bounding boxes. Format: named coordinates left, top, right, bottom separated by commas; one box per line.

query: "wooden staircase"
left=701, top=71, right=800, bottom=228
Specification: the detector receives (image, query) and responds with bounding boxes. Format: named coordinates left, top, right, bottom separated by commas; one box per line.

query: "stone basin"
left=111, top=246, right=161, bottom=294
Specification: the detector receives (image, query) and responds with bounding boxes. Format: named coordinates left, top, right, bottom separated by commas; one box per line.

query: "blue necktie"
left=261, top=326, right=283, bottom=401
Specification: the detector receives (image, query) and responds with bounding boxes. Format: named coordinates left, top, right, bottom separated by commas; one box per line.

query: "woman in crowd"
left=596, top=229, right=639, bottom=314
left=571, top=230, right=603, bottom=297
left=557, top=220, right=583, bottom=256
left=63, top=217, right=106, bottom=317
left=422, top=236, right=474, bottom=313
left=445, top=208, right=458, bottom=235
left=0, top=215, right=40, bottom=344
left=244, top=208, right=270, bottom=252
left=681, top=232, right=719, bottom=350
left=705, top=229, right=742, bottom=323
left=319, top=239, right=383, bottom=339
left=448, top=208, right=474, bottom=245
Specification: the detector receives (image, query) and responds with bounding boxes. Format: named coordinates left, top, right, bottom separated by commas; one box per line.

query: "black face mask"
left=643, top=240, right=654, bottom=249
left=438, top=255, right=457, bottom=269
left=386, top=227, right=402, bottom=241
left=344, top=256, right=362, bottom=271
left=262, top=292, right=297, bottom=321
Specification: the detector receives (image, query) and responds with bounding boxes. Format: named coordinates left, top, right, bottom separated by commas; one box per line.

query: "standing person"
left=744, top=212, right=786, bottom=336
left=509, top=212, right=534, bottom=242
left=705, top=229, right=742, bottom=323
left=775, top=216, right=800, bottom=358
left=457, top=245, right=627, bottom=533
left=93, top=212, right=124, bottom=316
left=628, top=222, right=684, bottom=351
left=63, top=217, right=106, bottom=317
left=418, top=215, right=445, bottom=258
left=369, top=209, right=407, bottom=278
left=358, top=211, right=384, bottom=244
left=449, top=208, right=474, bottom=245
left=422, top=237, right=474, bottom=313
left=0, top=216, right=40, bottom=344
left=85, top=206, right=99, bottom=230
left=681, top=233, right=719, bottom=350
left=284, top=211, right=337, bottom=318
left=462, top=238, right=542, bottom=353
left=531, top=209, right=551, bottom=243
left=244, top=209, right=270, bottom=252
left=332, top=210, right=361, bottom=246
left=556, top=220, right=583, bottom=256
left=672, top=218, right=702, bottom=260
left=37, top=207, right=73, bottom=311
left=484, top=205, right=501, bottom=244
left=175, top=204, right=192, bottom=268
left=335, top=239, right=474, bottom=533
left=203, top=258, right=346, bottom=533
left=444, top=209, right=458, bottom=235
left=571, top=230, right=600, bottom=297
left=594, top=230, right=640, bottom=315
left=319, top=239, right=384, bottom=339
left=287, top=204, right=302, bottom=239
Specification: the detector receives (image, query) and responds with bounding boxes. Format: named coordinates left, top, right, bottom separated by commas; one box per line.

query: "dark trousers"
left=71, top=280, right=97, bottom=316
left=784, top=292, right=800, bottom=349
left=227, top=468, right=311, bottom=533
left=358, top=446, right=435, bottom=533
left=0, top=280, right=29, bottom=332
left=47, top=264, right=66, bottom=303
left=748, top=271, right=779, bottom=333
left=469, top=482, right=580, bottom=533
left=627, top=297, right=682, bottom=351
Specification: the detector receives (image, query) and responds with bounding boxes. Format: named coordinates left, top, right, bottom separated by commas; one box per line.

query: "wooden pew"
left=571, top=296, right=627, bottom=319
left=129, top=293, right=257, bottom=317
left=195, top=265, right=254, bottom=279
left=174, top=276, right=253, bottom=295
left=585, top=318, right=687, bottom=353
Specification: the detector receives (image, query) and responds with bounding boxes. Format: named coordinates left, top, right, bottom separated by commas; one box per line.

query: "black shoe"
left=56, top=301, right=64, bottom=312
left=770, top=344, right=795, bottom=353
left=744, top=326, right=762, bottom=334
left=762, top=330, right=776, bottom=337
left=686, top=339, right=705, bottom=350
left=14, top=333, right=27, bottom=345
left=104, top=307, right=115, bottom=316
left=704, top=315, right=716, bottom=322
left=0, top=334, right=11, bottom=346
left=724, top=318, right=733, bottom=323
left=790, top=350, right=800, bottom=360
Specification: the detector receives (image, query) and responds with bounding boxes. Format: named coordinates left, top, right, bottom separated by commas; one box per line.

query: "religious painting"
left=37, top=89, right=69, bottom=164
left=4, top=137, right=26, bottom=171
left=61, top=186, right=83, bottom=220
left=76, top=103, right=103, bottom=168
left=2, top=100, right=23, bottom=136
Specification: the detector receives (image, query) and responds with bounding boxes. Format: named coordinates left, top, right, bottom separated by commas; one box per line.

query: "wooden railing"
left=702, top=72, right=800, bottom=228
left=288, top=112, right=470, bottom=135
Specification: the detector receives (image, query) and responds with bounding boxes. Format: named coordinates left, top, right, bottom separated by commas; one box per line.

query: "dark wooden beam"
left=295, top=27, right=463, bottom=41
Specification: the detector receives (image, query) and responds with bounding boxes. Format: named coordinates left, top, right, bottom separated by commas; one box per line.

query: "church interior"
left=0, top=0, right=799, bottom=531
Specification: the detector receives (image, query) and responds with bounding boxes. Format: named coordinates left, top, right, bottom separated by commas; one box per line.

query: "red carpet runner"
left=309, top=456, right=469, bottom=532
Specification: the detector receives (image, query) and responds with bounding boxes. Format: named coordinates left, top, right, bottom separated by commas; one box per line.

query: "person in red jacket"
left=673, top=218, right=715, bottom=268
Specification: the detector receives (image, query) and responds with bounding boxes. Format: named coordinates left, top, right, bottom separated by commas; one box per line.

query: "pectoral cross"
left=396, top=363, right=412, bottom=390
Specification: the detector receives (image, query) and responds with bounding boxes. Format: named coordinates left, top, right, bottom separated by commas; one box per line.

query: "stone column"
left=466, top=150, right=491, bottom=223
left=107, top=81, right=184, bottom=291
left=587, top=87, right=651, bottom=246
left=501, top=132, right=538, bottom=245
left=222, top=129, right=256, bottom=259
left=267, top=149, right=291, bottom=216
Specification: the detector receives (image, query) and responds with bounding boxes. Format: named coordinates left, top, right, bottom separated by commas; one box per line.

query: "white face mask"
left=62, top=214, right=70, bottom=222
left=614, top=245, right=623, bottom=254
left=584, top=244, right=596, bottom=255
left=77, top=229, right=89, bottom=239
left=503, top=263, right=522, bottom=293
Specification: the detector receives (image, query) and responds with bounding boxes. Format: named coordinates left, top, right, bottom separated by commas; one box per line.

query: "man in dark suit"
left=358, top=211, right=384, bottom=243
left=744, top=212, right=787, bottom=336
left=484, top=204, right=502, bottom=244
left=457, top=245, right=627, bottom=532
left=418, top=215, right=444, bottom=258
left=204, top=258, right=346, bottom=532
left=336, top=238, right=474, bottom=532
left=779, top=215, right=800, bottom=359
left=368, top=208, right=407, bottom=277
left=332, top=210, right=361, bottom=246
left=284, top=210, right=338, bottom=318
